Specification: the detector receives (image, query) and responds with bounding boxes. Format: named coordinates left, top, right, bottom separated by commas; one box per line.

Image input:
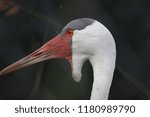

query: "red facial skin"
left=0, top=29, right=74, bottom=76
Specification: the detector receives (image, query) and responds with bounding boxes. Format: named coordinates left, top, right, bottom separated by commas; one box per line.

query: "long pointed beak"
left=0, top=35, right=72, bottom=76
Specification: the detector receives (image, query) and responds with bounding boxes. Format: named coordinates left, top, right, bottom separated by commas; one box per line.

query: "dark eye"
left=66, top=29, right=73, bottom=35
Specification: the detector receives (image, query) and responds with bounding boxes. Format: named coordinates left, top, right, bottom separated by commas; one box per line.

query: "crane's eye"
left=66, top=29, right=73, bottom=36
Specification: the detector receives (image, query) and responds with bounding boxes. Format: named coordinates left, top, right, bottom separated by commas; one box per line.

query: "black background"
left=0, top=0, right=150, bottom=99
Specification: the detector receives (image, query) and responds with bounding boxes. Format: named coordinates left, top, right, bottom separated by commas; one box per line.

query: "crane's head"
left=0, top=18, right=115, bottom=82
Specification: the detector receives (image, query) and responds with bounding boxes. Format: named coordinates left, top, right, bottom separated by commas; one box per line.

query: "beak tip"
left=0, top=70, right=6, bottom=76
left=0, top=67, right=13, bottom=76
left=0, top=72, right=4, bottom=76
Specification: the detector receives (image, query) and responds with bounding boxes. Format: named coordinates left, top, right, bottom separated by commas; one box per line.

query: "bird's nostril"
left=33, top=52, right=43, bottom=56
left=32, top=49, right=46, bottom=57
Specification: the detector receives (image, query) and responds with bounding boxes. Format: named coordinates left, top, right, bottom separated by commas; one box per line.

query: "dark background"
left=0, top=0, right=150, bottom=99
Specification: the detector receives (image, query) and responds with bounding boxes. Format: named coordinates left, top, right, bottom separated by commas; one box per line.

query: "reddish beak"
left=0, top=34, right=72, bottom=76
